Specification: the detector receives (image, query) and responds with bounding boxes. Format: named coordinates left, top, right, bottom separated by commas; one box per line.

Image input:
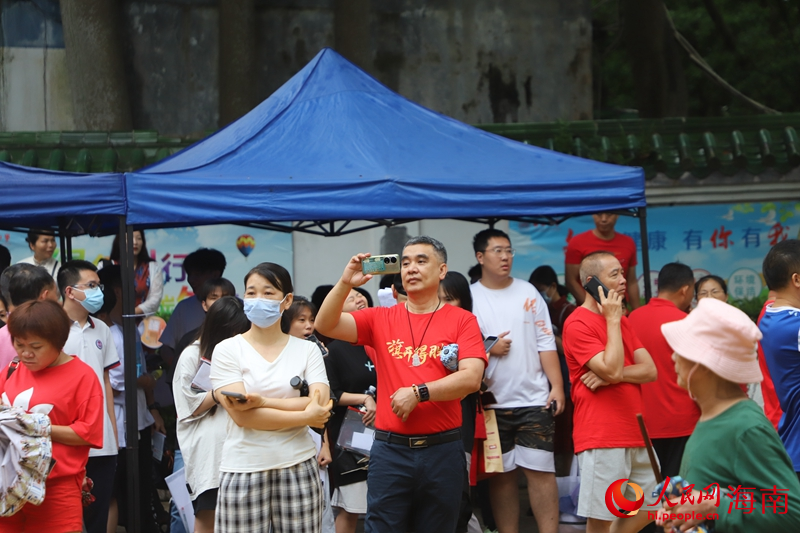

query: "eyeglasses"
left=697, top=289, right=724, bottom=298
left=482, top=247, right=516, bottom=257
left=72, top=283, right=104, bottom=291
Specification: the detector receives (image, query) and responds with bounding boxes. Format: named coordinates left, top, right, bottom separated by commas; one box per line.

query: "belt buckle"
left=409, top=437, right=428, bottom=449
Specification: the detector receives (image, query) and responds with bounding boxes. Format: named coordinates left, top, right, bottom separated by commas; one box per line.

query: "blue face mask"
left=540, top=291, right=552, bottom=304
left=243, top=296, right=287, bottom=328
left=74, top=287, right=104, bottom=314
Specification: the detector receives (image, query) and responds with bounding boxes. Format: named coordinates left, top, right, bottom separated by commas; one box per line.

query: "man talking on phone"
left=469, top=229, right=564, bottom=533
left=315, top=236, right=486, bottom=533
left=562, top=251, right=657, bottom=533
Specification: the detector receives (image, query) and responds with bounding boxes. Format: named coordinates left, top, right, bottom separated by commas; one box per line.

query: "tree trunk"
left=60, top=0, right=132, bottom=130
left=334, top=0, right=372, bottom=72
left=219, top=0, right=256, bottom=127
left=621, top=0, right=687, bottom=118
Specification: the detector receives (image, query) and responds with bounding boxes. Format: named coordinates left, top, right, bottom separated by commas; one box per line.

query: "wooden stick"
left=637, top=413, right=663, bottom=484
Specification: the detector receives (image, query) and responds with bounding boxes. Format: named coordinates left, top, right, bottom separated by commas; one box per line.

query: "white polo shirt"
left=63, top=317, right=120, bottom=457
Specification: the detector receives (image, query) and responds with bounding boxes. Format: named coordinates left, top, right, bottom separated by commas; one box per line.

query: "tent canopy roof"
left=125, top=48, right=644, bottom=230
left=0, top=161, right=124, bottom=235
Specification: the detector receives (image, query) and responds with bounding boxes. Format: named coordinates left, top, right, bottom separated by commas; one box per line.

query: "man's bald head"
left=579, top=251, right=617, bottom=285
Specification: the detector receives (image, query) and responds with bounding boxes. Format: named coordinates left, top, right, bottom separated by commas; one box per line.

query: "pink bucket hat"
left=661, top=297, right=763, bottom=384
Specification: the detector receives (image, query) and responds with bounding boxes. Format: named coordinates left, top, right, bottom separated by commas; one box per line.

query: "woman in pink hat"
left=651, top=297, right=800, bottom=532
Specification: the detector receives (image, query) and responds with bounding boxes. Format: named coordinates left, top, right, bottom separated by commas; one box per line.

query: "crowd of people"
left=0, top=217, right=799, bottom=533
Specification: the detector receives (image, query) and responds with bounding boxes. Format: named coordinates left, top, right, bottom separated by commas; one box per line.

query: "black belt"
left=374, top=428, right=461, bottom=449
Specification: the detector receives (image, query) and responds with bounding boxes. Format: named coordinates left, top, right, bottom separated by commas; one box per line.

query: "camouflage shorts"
left=494, top=406, right=555, bottom=454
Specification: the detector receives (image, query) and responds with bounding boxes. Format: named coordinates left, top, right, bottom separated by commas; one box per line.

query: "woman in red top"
left=0, top=300, right=104, bottom=533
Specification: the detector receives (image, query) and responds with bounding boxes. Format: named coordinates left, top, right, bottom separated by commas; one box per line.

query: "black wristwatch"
left=418, top=383, right=430, bottom=402
left=147, top=402, right=161, bottom=411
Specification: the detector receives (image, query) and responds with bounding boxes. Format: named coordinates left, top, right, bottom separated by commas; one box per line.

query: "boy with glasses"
left=58, top=260, right=120, bottom=533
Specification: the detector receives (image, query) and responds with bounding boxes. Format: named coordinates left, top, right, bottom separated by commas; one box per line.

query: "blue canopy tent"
left=125, top=47, right=646, bottom=235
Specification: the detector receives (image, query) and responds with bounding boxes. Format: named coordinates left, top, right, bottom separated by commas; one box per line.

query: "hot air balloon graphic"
left=236, top=234, right=255, bottom=259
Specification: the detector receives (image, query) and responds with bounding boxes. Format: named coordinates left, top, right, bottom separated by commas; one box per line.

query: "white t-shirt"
left=108, top=324, right=154, bottom=448
left=174, top=342, right=229, bottom=498
left=159, top=297, right=206, bottom=349
left=17, top=255, right=60, bottom=278
left=63, top=317, right=120, bottom=456
left=210, top=334, right=329, bottom=472
left=471, top=278, right=557, bottom=408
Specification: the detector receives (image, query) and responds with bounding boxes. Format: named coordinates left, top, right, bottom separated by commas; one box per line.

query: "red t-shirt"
left=628, top=298, right=700, bottom=439
left=565, top=230, right=638, bottom=270
left=0, top=357, right=104, bottom=482
left=562, top=307, right=646, bottom=453
left=757, top=300, right=783, bottom=430
left=353, top=303, right=487, bottom=435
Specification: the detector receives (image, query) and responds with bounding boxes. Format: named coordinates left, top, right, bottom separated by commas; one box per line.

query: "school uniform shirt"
left=17, top=255, right=60, bottom=278
left=63, top=317, right=120, bottom=457
left=759, top=305, right=800, bottom=470
left=108, top=323, right=154, bottom=448
left=562, top=307, right=645, bottom=454
left=471, top=278, right=557, bottom=408
left=159, top=296, right=205, bottom=350
left=628, top=298, right=700, bottom=439
left=0, top=356, right=104, bottom=482
left=175, top=342, right=228, bottom=499
left=352, top=303, right=487, bottom=435
left=210, top=334, right=328, bottom=472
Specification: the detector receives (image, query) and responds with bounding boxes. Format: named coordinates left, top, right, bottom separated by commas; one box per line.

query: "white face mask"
left=243, top=296, right=287, bottom=328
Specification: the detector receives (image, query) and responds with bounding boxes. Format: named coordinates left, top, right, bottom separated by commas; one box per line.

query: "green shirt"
left=680, top=399, right=800, bottom=532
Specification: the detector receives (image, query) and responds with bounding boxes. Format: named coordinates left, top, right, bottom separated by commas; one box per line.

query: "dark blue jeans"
left=366, top=438, right=465, bottom=533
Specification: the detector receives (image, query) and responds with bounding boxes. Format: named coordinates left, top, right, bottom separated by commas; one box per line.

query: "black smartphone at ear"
left=583, top=276, right=610, bottom=304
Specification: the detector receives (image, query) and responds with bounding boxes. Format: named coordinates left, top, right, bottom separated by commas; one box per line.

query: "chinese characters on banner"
left=510, top=202, right=800, bottom=301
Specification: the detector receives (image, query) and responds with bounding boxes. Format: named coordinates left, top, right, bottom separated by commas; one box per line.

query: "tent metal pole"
left=638, top=207, right=652, bottom=303
left=119, top=216, right=141, bottom=532
left=66, top=235, right=73, bottom=262
left=58, top=231, right=67, bottom=265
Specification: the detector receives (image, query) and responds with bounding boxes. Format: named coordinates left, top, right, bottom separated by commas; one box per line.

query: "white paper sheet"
left=165, top=467, right=195, bottom=533
left=151, top=431, right=166, bottom=462
left=191, top=358, right=212, bottom=392
left=350, top=431, right=374, bottom=455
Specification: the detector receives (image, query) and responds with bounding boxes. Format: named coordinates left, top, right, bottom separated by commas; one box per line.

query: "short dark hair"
left=57, top=260, right=98, bottom=299
left=109, top=230, right=152, bottom=265
left=0, top=244, right=11, bottom=272
left=310, top=284, right=334, bottom=311
left=392, top=273, right=407, bottom=296
left=199, top=277, right=236, bottom=301
left=404, top=236, right=447, bottom=263
left=467, top=264, right=482, bottom=283
left=7, top=264, right=57, bottom=307
left=657, top=263, right=694, bottom=293
left=199, top=296, right=250, bottom=361
left=183, top=248, right=227, bottom=276
left=473, top=228, right=511, bottom=254
left=26, top=229, right=55, bottom=248
left=280, top=296, right=317, bottom=334
left=695, top=274, right=727, bottom=296
left=529, top=265, right=558, bottom=287
left=244, top=262, right=293, bottom=295
left=763, top=240, right=800, bottom=291
left=379, top=275, right=394, bottom=290
left=440, top=271, right=473, bottom=312
left=98, top=264, right=122, bottom=291
left=354, top=287, right=373, bottom=308
left=8, top=299, right=71, bottom=351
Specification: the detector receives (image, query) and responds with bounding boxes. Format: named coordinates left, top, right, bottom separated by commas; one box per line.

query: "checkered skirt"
left=216, top=458, right=324, bottom=533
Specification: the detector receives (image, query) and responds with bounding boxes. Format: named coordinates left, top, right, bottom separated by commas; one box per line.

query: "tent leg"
left=66, top=235, right=73, bottom=262
left=58, top=231, right=68, bottom=265
left=119, top=217, right=141, bottom=533
left=638, top=207, right=652, bottom=303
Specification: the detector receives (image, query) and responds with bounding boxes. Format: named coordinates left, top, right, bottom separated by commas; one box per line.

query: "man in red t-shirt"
left=565, top=212, right=641, bottom=308
left=562, top=252, right=657, bottom=533
left=316, top=236, right=487, bottom=533
left=628, top=262, right=699, bottom=482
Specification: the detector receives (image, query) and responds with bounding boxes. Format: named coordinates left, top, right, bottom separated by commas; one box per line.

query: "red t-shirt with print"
left=563, top=307, right=646, bottom=453
left=0, top=357, right=104, bottom=482
left=353, top=303, right=487, bottom=435
left=565, top=230, right=638, bottom=271
left=628, top=298, right=700, bottom=439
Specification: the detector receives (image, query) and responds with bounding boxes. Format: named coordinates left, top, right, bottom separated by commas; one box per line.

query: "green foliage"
left=592, top=0, right=800, bottom=117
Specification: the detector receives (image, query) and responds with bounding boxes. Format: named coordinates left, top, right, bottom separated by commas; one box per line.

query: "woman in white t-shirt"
left=174, top=296, right=250, bottom=533
left=210, top=263, right=333, bottom=533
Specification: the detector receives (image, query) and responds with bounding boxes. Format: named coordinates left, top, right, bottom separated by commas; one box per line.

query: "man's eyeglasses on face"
left=482, top=247, right=516, bottom=257
left=72, top=283, right=104, bottom=291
